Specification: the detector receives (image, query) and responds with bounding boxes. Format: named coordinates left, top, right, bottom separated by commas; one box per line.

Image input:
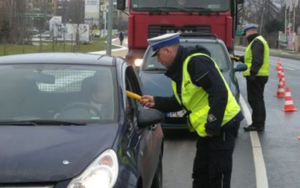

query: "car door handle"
left=150, top=124, right=157, bottom=131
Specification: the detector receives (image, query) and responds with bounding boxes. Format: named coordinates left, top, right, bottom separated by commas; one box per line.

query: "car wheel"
left=151, top=153, right=163, bottom=188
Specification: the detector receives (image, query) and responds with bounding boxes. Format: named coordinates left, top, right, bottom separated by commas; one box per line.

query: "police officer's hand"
left=230, top=54, right=239, bottom=61
left=230, top=54, right=244, bottom=62
left=140, top=95, right=155, bottom=108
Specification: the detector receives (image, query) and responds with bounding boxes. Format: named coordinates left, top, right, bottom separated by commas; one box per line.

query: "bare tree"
left=244, top=0, right=280, bottom=33
left=67, top=0, right=84, bottom=50
left=14, top=1, right=27, bottom=44
left=4, top=0, right=16, bottom=28
left=2, top=0, right=28, bottom=43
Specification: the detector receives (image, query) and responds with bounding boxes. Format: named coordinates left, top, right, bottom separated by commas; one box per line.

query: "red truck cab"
left=117, top=0, right=244, bottom=64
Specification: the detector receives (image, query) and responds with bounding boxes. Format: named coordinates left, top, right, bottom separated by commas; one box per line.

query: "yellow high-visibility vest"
left=172, top=53, right=240, bottom=137
left=243, top=35, right=270, bottom=76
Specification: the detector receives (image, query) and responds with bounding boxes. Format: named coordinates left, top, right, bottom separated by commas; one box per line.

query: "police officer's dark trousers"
left=192, top=112, right=243, bottom=188
left=246, top=76, right=268, bottom=127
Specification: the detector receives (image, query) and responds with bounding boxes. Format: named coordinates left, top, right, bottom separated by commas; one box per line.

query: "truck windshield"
left=131, top=0, right=230, bottom=12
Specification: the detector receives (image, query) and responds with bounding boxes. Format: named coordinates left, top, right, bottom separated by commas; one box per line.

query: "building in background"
left=0, top=0, right=126, bottom=40
left=85, top=0, right=100, bottom=29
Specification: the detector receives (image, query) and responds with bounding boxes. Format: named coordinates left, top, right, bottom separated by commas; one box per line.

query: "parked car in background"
left=92, top=29, right=101, bottom=37
left=0, top=53, right=164, bottom=188
left=31, top=30, right=51, bottom=40
left=138, top=34, right=246, bottom=129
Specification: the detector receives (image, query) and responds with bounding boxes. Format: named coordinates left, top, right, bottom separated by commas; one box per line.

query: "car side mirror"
left=137, top=109, right=164, bottom=129
left=234, top=64, right=247, bottom=72
left=117, top=0, right=126, bottom=10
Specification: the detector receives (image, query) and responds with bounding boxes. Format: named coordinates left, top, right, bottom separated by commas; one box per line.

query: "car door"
left=124, top=66, right=159, bottom=187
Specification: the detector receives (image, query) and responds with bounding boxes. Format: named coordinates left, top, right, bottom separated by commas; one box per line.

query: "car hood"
left=140, top=71, right=173, bottom=96
left=0, top=124, right=118, bottom=183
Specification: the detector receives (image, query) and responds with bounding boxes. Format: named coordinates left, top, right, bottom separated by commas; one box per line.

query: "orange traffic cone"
left=275, top=79, right=285, bottom=98
left=282, top=87, right=297, bottom=112
left=280, top=77, right=286, bottom=86
left=276, top=58, right=283, bottom=70
left=280, top=70, right=286, bottom=85
left=277, top=69, right=282, bottom=78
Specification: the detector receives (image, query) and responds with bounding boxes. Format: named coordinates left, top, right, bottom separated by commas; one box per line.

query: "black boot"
left=244, top=124, right=265, bottom=132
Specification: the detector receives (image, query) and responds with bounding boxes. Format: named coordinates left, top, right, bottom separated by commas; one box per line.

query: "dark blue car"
left=138, top=37, right=245, bottom=129
left=0, top=53, right=164, bottom=188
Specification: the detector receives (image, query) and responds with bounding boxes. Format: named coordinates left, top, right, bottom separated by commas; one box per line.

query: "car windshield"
left=131, top=0, right=230, bottom=12
left=143, top=42, right=230, bottom=72
left=0, top=64, right=118, bottom=124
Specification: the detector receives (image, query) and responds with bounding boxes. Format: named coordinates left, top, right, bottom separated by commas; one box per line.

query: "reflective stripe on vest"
left=243, top=36, right=270, bottom=76
left=172, top=53, right=241, bottom=137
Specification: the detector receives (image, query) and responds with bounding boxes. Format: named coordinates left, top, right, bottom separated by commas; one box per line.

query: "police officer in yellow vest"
left=234, top=24, right=269, bottom=131
left=140, top=33, right=244, bottom=188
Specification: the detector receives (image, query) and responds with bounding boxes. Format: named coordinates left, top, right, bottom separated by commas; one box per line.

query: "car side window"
left=143, top=50, right=166, bottom=71
left=125, top=67, right=142, bottom=130
left=125, top=79, right=135, bottom=131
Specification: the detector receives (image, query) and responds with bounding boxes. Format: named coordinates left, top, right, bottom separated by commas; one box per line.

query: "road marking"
left=284, top=67, right=295, bottom=70
left=89, top=38, right=128, bottom=55
left=270, top=61, right=295, bottom=70
left=240, top=95, right=269, bottom=188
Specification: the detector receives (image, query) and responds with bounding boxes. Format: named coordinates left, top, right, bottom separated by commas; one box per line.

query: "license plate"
left=167, top=110, right=186, bottom=118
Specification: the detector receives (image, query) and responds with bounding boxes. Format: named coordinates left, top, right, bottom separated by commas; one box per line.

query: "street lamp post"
left=106, top=0, right=113, bottom=55
left=100, top=4, right=107, bottom=36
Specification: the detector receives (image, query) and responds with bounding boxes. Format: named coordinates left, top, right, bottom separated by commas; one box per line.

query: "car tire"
left=150, top=152, right=163, bottom=188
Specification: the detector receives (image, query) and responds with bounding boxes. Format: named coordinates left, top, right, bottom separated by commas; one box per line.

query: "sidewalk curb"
left=89, top=38, right=127, bottom=55
left=235, top=46, right=300, bottom=61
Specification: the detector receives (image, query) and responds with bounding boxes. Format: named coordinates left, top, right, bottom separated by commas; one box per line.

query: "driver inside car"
left=87, top=74, right=112, bottom=119
left=55, top=72, right=113, bottom=120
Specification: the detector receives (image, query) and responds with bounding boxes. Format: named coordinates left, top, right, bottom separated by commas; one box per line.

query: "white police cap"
left=243, top=24, right=258, bottom=35
left=147, top=33, right=180, bottom=56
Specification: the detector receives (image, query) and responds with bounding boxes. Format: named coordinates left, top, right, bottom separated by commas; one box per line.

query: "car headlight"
left=67, top=149, right=118, bottom=188
left=134, top=58, right=143, bottom=67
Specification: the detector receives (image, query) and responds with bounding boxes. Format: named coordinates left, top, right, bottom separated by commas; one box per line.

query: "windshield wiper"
left=134, top=7, right=166, bottom=13
left=0, top=121, right=39, bottom=126
left=145, top=67, right=166, bottom=71
left=133, top=7, right=214, bottom=14
left=0, top=120, right=86, bottom=126
left=184, top=7, right=217, bottom=14
left=158, top=7, right=190, bottom=13
left=135, top=7, right=190, bottom=14
left=185, top=7, right=212, bottom=11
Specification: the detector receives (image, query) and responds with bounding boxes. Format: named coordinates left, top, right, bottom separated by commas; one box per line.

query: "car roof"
left=145, top=36, right=227, bottom=51
left=179, top=37, right=225, bottom=45
left=0, top=53, right=117, bottom=66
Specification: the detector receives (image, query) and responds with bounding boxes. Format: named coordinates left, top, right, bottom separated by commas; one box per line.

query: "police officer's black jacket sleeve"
left=250, top=39, right=264, bottom=76
left=188, top=56, right=228, bottom=136
left=153, top=95, right=182, bottom=112
left=238, top=55, right=245, bottom=63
